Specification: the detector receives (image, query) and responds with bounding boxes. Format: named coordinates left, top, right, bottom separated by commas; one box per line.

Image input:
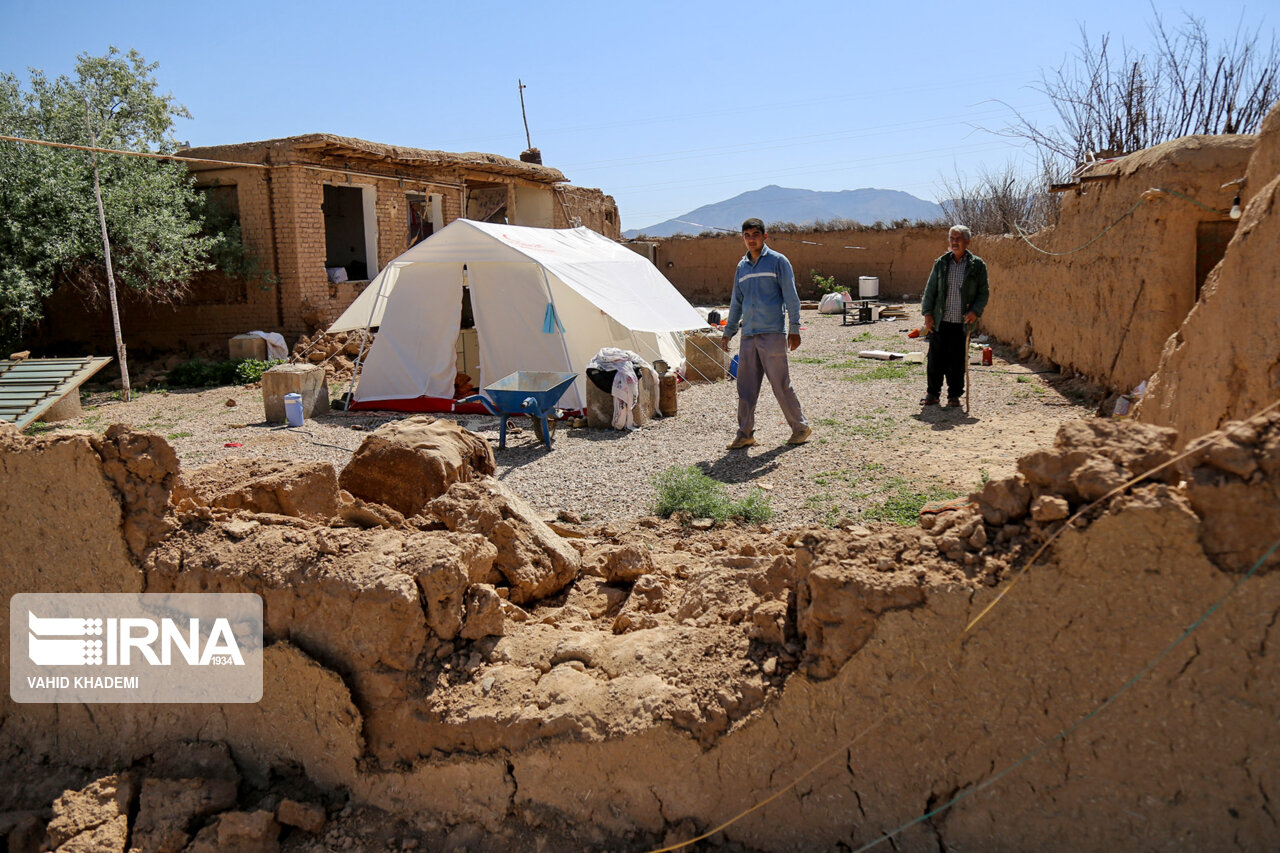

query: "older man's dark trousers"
left=926, top=321, right=967, bottom=400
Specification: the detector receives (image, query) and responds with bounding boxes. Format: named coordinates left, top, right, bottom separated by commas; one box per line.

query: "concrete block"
left=585, top=366, right=658, bottom=429
left=229, top=334, right=268, bottom=361
left=262, top=364, right=330, bottom=424
left=42, top=391, right=83, bottom=422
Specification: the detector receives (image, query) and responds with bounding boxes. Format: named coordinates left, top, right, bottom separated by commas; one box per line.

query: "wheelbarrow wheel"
left=531, top=415, right=556, bottom=445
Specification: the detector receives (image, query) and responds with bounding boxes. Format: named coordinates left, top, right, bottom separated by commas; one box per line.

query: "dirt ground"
left=47, top=312, right=1101, bottom=528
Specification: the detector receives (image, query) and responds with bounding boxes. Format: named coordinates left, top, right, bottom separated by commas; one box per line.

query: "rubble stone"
left=276, top=799, right=326, bottom=833
left=1030, top=495, right=1070, bottom=522
left=461, top=584, right=506, bottom=639
left=130, top=777, right=237, bottom=853
left=44, top=775, right=134, bottom=850
left=187, top=809, right=280, bottom=853
left=599, top=543, right=655, bottom=583
left=428, top=479, right=579, bottom=604
left=339, top=417, right=496, bottom=517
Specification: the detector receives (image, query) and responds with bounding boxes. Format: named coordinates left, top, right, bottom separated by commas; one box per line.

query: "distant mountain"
left=624, top=185, right=944, bottom=238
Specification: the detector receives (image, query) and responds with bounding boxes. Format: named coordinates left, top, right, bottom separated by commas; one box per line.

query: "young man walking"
left=718, top=218, right=810, bottom=449
left=920, top=224, right=990, bottom=407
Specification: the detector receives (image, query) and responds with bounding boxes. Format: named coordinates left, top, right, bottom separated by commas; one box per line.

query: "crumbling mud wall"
left=1138, top=100, right=1280, bottom=442
left=2, top=413, right=1279, bottom=850
left=638, top=226, right=947, bottom=305
left=978, top=134, right=1254, bottom=393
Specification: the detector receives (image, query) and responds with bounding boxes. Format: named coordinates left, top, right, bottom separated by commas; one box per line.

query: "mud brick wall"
left=978, top=134, right=1254, bottom=394
left=634, top=226, right=948, bottom=306
left=1138, top=104, right=1280, bottom=442
left=555, top=187, right=622, bottom=239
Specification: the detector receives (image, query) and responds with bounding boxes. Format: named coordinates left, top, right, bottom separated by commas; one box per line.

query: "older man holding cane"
left=920, top=225, right=989, bottom=409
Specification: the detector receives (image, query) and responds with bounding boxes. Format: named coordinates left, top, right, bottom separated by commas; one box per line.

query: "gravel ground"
left=53, top=311, right=1100, bottom=528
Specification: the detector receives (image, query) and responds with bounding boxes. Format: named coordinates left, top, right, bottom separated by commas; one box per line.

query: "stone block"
left=261, top=364, right=330, bottom=424
left=229, top=334, right=269, bottom=361
left=585, top=367, right=658, bottom=428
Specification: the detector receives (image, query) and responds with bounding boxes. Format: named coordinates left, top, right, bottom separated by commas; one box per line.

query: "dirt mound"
left=4, top=411, right=1280, bottom=850
left=338, top=416, right=496, bottom=517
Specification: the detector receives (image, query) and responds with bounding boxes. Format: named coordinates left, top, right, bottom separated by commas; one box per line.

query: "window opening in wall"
left=186, top=183, right=248, bottom=304
left=201, top=183, right=240, bottom=224
left=406, top=192, right=434, bottom=246
left=324, top=184, right=370, bottom=282
left=466, top=183, right=508, bottom=224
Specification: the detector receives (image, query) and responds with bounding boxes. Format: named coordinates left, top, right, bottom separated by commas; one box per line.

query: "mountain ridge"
left=624, top=184, right=943, bottom=238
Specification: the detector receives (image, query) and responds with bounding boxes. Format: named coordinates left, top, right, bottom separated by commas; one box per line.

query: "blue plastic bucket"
left=729, top=354, right=739, bottom=379
left=284, top=392, right=304, bottom=427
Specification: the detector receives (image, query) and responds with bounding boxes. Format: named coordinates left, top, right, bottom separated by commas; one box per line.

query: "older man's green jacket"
left=921, top=250, right=990, bottom=325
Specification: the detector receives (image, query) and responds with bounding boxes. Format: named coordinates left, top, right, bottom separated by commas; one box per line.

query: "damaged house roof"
left=178, top=132, right=568, bottom=183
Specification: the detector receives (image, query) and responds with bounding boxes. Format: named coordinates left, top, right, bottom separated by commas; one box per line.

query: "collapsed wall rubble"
left=2, top=412, right=1278, bottom=851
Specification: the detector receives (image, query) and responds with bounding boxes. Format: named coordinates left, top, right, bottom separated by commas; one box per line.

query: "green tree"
left=0, top=48, right=254, bottom=390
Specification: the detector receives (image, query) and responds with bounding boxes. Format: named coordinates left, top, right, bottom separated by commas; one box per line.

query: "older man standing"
left=718, top=218, right=810, bottom=449
left=920, top=225, right=990, bottom=407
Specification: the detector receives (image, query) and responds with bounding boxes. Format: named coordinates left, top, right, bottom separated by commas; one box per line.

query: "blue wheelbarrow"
left=464, top=370, right=578, bottom=450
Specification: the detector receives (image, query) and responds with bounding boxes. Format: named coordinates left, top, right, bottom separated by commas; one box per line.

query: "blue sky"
left=1, top=0, right=1273, bottom=231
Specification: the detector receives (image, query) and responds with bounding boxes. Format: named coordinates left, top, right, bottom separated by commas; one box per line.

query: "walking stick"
left=964, top=329, right=971, bottom=414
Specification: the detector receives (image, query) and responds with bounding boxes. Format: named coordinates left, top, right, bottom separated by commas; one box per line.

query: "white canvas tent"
left=328, top=219, right=706, bottom=411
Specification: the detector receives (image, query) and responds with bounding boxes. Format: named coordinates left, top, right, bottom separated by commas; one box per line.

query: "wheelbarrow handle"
left=460, top=394, right=500, bottom=416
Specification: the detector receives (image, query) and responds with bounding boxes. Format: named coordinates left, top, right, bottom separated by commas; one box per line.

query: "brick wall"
left=554, top=187, right=622, bottom=239
left=30, top=160, right=619, bottom=354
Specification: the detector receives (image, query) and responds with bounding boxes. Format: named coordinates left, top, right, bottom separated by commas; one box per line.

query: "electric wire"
left=1014, top=185, right=1230, bottom=256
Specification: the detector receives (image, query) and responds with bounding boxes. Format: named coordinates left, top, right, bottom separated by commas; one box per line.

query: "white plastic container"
left=858, top=276, right=879, bottom=298
left=284, top=392, right=304, bottom=427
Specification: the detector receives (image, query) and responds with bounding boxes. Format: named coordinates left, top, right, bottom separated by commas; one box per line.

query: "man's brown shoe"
left=919, top=395, right=939, bottom=406
left=727, top=435, right=756, bottom=449
left=946, top=397, right=962, bottom=408
left=786, top=425, right=812, bottom=445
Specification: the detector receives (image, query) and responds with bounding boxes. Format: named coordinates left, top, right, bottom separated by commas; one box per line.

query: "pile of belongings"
left=586, top=348, right=651, bottom=430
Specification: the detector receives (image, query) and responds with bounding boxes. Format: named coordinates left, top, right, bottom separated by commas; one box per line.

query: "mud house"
left=976, top=134, right=1253, bottom=395
left=38, top=133, right=620, bottom=353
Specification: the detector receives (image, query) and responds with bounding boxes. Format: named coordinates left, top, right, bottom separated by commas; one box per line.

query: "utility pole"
left=84, top=96, right=131, bottom=402
left=518, top=79, right=532, bottom=150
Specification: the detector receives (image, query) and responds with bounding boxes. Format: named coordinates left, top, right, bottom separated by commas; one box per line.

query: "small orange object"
left=907, top=327, right=922, bottom=339
left=224, top=442, right=243, bottom=448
